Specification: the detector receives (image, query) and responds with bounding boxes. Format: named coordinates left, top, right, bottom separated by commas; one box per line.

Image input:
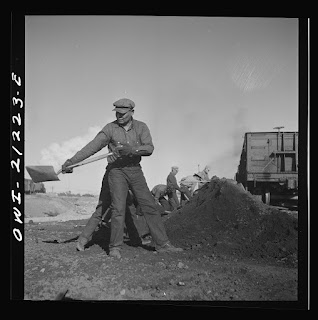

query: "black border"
left=10, top=13, right=309, bottom=309
left=297, top=18, right=309, bottom=309
left=10, top=12, right=25, bottom=300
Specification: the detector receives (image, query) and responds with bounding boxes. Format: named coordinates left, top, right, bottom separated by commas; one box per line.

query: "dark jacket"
left=166, top=172, right=181, bottom=192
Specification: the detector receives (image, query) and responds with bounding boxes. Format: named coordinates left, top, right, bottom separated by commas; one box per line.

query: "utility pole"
left=273, top=126, right=284, bottom=133
left=198, top=164, right=200, bottom=173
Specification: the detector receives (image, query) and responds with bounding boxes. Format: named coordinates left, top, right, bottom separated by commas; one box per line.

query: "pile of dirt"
left=165, top=177, right=298, bottom=265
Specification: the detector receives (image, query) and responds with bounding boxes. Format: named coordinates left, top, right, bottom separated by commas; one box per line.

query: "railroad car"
left=235, top=131, right=298, bottom=204
left=24, top=178, right=46, bottom=194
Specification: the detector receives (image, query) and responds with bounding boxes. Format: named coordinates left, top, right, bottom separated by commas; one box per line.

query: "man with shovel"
left=166, top=166, right=192, bottom=210
left=194, top=165, right=211, bottom=188
left=61, top=98, right=183, bottom=259
left=151, top=184, right=173, bottom=213
left=180, top=165, right=211, bottom=197
left=166, top=166, right=182, bottom=210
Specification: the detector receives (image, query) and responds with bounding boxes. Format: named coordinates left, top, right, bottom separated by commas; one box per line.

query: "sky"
left=24, top=16, right=299, bottom=195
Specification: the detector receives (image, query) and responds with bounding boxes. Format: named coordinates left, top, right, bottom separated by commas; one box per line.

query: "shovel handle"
left=179, top=180, right=210, bottom=184
left=56, top=152, right=113, bottom=175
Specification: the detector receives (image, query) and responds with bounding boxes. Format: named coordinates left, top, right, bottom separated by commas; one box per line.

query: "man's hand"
left=61, top=159, right=73, bottom=174
left=107, top=153, right=118, bottom=164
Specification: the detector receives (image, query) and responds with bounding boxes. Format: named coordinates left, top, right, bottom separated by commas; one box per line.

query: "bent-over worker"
left=151, top=184, right=173, bottom=213
left=194, top=165, right=211, bottom=189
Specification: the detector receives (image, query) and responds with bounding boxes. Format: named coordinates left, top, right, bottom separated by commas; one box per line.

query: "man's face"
left=116, top=110, right=133, bottom=126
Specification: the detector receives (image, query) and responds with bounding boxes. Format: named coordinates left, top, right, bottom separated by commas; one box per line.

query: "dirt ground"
left=24, top=178, right=301, bottom=306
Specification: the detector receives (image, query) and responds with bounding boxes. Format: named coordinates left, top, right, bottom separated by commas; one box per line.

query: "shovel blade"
left=26, top=166, right=60, bottom=183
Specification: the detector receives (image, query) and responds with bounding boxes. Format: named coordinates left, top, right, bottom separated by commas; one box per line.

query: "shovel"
left=26, top=152, right=113, bottom=183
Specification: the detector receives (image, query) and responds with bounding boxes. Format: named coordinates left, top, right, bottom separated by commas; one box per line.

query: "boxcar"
left=235, top=131, right=298, bottom=204
left=24, top=178, right=46, bottom=194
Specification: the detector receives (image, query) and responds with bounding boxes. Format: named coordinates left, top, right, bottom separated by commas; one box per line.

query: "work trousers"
left=79, top=169, right=150, bottom=243
left=125, top=200, right=150, bottom=238
left=167, top=186, right=192, bottom=210
left=108, top=165, right=169, bottom=251
left=80, top=170, right=112, bottom=241
left=158, top=197, right=173, bottom=211
left=167, top=189, right=180, bottom=210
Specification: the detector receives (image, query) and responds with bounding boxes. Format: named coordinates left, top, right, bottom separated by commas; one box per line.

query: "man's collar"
left=129, top=118, right=135, bottom=129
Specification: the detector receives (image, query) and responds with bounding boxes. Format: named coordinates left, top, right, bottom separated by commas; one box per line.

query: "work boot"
left=141, top=235, right=152, bottom=245
left=141, top=238, right=151, bottom=245
left=76, top=236, right=88, bottom=252
left=109, top=248, right=121, bottom=259
left=156, top=242, right=183, bottom=253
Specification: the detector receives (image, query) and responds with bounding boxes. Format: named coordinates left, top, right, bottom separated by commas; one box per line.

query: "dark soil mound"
left=165, top=178, right=298, bottom=265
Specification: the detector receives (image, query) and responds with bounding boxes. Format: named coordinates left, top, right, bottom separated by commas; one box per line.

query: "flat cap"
left=112, top=98, right=135, bottom=113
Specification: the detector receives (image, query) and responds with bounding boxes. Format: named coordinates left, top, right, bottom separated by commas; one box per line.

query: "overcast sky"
left=24, top=16, right=298, bottom=194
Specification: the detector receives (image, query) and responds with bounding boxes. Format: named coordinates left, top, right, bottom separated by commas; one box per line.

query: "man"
left=166, top=166, right=183, bottom=210
left=178, top=180, right=193, bottom=207
left=180, top=175, right=200, bottom=196
left=151, top=184, right=173, bottom=213
left=62, top=98, right=182, bottom=258
left=179, top=166, right=211, bottom=197
left=194, top=165, right=211, bottom=189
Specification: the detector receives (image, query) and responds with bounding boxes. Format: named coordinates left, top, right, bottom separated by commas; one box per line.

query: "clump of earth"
left=24, top=177, right=299, bottom=302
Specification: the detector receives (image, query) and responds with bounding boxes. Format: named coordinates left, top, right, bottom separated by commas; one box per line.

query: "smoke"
left=231, top=107, right=250, bottom=157
left=40, top=126, right=102, bottom=170
left=207, top=107, right=249, bottom=179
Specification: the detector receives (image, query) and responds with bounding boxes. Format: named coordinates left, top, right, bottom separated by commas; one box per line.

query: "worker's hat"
left=112, top=98, right=135, bottom=113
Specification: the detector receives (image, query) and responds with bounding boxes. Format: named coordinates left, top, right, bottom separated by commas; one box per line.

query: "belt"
left=107, top=162, right=141, bottom=169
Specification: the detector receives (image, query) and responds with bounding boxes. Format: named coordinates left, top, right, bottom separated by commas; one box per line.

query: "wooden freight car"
left=24, top=178, right=46, bottom=194
left=235, top=131, right=298, bottom=204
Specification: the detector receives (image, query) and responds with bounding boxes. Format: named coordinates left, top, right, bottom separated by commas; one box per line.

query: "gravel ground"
left=23, top=178, right=304, bottom=307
